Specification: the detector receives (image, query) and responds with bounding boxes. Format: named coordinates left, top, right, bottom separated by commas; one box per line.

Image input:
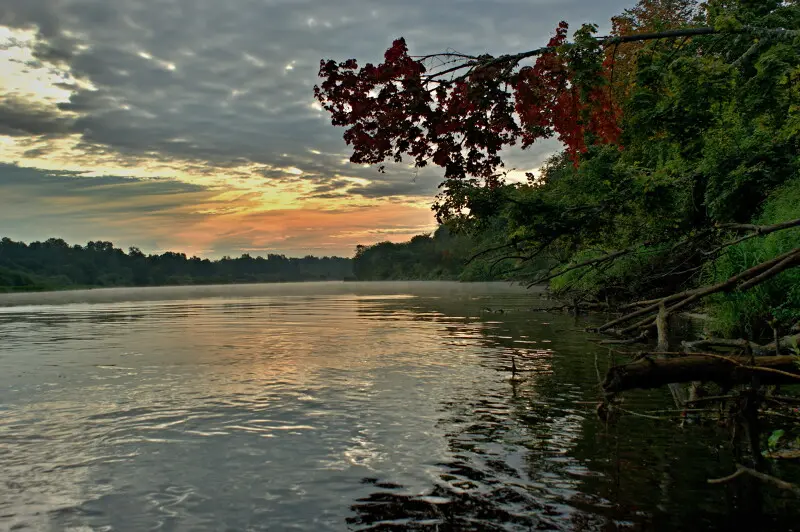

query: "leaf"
left=768, top=429, right=785, bottom=450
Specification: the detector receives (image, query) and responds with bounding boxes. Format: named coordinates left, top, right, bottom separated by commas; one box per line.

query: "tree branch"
left=529, top=243, right=650, bottom=285
left=597, top=247, right=800, bottom=334
left=421, top=27, right=799, bottom=83
left=620, top=249, right=800, bottom=335
left=704, top=218, right=800, bottom=257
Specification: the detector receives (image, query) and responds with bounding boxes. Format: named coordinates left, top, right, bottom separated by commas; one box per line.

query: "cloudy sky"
left=0, top=0, right=633, bottom=258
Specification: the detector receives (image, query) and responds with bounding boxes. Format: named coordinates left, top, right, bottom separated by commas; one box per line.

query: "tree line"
left=0, top=237, right=353, bottom=292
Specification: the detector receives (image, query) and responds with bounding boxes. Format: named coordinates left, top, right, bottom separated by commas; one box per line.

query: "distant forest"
left=0, top=237, right=353, bottom=292
left=0, top=226, right=521, bottom=292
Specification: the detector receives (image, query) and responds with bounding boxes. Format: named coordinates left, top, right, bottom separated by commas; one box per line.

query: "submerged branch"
left=708, top=465, right=800, bottom=497
left=682, top=333, right=800, bottom=356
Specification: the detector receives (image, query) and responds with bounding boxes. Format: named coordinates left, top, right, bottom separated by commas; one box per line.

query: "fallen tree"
left=602, top=353, right=800, bottom=395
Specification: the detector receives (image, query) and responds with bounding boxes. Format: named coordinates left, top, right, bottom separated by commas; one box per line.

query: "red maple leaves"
left=314, top=22, right=622, bottom=183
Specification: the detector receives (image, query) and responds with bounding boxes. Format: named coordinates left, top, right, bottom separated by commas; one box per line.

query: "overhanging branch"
left=422, top=26, right=799, bottom=82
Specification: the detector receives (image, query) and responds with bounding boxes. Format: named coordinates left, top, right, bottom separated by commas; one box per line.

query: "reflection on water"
left=0, top=282, right=797, bottom=531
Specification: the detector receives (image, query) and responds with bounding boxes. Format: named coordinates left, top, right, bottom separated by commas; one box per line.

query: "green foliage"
left=768, top=429, right=785, bottom=451
left=704, top=178, right=800, bottom=338
left=352, top=224, right=506, bottom=281
left=0, top=237, right=354, bottom=291
left=318, top=0, right=800, bottom=337
left=440, top=1, right=800, bottom=326
left=549, top=245, right=669, bottom=300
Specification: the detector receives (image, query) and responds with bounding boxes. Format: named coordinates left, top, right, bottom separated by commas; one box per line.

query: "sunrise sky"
left=0, top=0, right=632, bottom=258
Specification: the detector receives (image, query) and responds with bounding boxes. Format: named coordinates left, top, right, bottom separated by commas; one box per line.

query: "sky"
left=0, top=0, right=634, bottom=258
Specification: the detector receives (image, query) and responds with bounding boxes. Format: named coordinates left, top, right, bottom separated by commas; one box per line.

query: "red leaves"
left=314, top=22, right=623, bottom=186
left=512, top=22, right=621, bottom=164
left=384, top=39, right=408, bottom=63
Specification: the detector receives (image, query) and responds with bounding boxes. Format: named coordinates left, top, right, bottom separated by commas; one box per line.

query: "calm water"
left=0, top=282, right=797, bottom=531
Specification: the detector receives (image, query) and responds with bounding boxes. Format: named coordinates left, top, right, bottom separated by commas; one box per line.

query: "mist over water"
left=0, top=282, right=796, bottom=531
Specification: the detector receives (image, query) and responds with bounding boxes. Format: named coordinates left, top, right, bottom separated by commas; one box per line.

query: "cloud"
left=0, top=95, right=75, bottom=136
left=346, top=179, right=440, bottom=199
left=0, top=0, right=632, bottom=254
left=1, top=0, right=627, bottom=169
left=0, top=163, right=220, bottom=252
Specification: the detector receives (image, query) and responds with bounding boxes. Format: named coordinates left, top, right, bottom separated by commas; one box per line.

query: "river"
left=0, top=282, right=796, bottom=530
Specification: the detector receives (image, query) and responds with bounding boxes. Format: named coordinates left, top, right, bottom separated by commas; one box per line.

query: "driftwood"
left=602, top=354, right=800, bottom=394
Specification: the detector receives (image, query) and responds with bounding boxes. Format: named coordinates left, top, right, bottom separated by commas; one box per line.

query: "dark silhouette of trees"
left=0, top=237, right=353, bottom=292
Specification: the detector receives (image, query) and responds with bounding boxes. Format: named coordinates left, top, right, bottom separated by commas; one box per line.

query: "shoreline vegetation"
left=4, top=0, right=799, bottom=503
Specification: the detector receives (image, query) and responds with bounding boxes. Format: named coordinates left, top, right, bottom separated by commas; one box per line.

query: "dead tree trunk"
left=602, top=355, right=800, bottom=394
left=655, top=303, right=690, bottom=406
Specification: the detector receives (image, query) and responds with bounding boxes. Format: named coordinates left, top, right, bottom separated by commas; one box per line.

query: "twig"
left=530, top=244, right=650, bottom=285
left=597, top=333, right=648, bottom=346
left=618, top=408, right=667, bottom=420
left=743, top=365, right=800, bottom=382
left=760, top=410, right=800, bottom=422
left=707, top=467, right=746, bottom=485
left=644, top=408, right=717, bottom=414
left=765, top=395, right=800, bottom=405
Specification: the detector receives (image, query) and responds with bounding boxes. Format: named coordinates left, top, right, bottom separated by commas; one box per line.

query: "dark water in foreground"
left=0, top=282, right=797, bottom=531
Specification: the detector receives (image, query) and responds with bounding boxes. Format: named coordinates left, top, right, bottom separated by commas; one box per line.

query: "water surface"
left=0, top=282, right=796, bottom=530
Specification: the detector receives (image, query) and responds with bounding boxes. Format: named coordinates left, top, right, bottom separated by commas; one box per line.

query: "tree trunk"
left=602, top=355, right=800, bottom=394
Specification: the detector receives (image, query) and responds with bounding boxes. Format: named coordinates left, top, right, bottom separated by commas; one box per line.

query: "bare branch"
left=465, top=242, right=517, bottom=265
left=530, top=243, right=650, bottom=285
left=598, top=247, right=800, bottom=334
left=704, top=218, right=800, bottom=257
left=419, top=27, right=800, bottom=86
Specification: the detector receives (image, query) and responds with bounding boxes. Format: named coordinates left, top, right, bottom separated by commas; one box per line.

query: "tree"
left=316, top=0, right=800, bottom=489
left=314, top=2, right=795, bottom=220
left=315, top=0, right=799, bottom=329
